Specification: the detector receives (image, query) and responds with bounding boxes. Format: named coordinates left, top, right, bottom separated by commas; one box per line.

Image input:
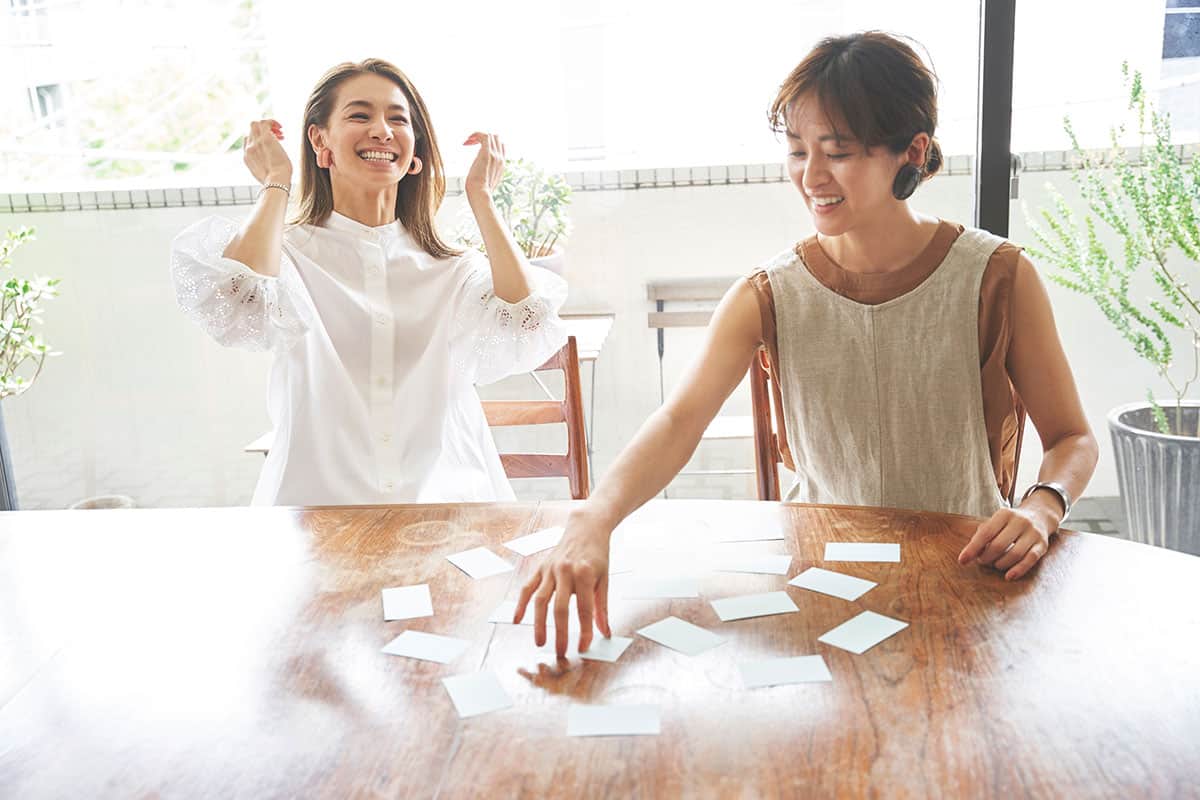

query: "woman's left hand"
left=463, top=132, right=506, bottom=202
left=958, top=506, right=1054, bottom=581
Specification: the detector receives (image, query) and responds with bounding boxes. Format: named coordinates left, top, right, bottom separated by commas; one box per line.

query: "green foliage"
left=1027, top=64, right=1200, bottom=436
left=457, top=158, right=572, bottom=259
left=0, top=227, right=60, bottom=400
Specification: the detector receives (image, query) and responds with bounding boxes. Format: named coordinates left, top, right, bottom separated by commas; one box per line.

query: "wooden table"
left=2, top=500, right=1197, bottom=798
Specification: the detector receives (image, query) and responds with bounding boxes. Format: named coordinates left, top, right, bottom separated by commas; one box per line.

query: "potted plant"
left=1028, top=64, right=1199, bottom=554
left=0, top=226, right=60, bottom=511
left=456, top=157, right=572, bottom=276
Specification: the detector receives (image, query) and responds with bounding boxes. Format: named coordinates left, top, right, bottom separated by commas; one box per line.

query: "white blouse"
left=170, top=211, right=568, bottom=506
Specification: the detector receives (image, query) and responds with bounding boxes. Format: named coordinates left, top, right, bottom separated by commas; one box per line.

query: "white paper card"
left=488, top=599, right=530, bottom=625
left=716, top=528, right=787, bottom=543
left=441, top=671, right=513, bottom=718
left=579, top=635, right=634, bottom=663
left=381, top=630, right=470, bottom=664
left=503, top=526, right=564, bottom=556
left=739, top=655, right=833, bottom=688
left=381, top=584, right=433, bottom=621
left=637, top=616, right=726, bottom=656
left=613, top=575, right=699, bottom=598
left=710, top=591, right=799, bottom=622
left=567, top=704, right=661, bottom=737
left=716, top=554, right=793, bottom=575
left=607, top=549, right=635, bottom=575
left=818, top=611, right=909, bottom=655
left=788, top=567, right=877, bottom=601
left=823, top=542, right=900, bottom=563
left=446, top=546, right=515, bottom=579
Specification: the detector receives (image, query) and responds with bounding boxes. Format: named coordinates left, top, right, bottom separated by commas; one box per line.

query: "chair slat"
left=499, top=453, right=570, bottom=479
left=483, top=401, right=565, bottom=427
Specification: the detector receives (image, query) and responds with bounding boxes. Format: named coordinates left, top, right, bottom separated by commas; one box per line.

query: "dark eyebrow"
left=342, top=100, right=409, bottom=114
left=785, top=128, right=855, bottom=146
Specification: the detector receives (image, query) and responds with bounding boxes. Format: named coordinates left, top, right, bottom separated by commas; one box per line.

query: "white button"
left=381, top=433, right=391, bottom=443
left=383, top=481, right=394, bottom=491
left=375, top=314, right=386, bottom=325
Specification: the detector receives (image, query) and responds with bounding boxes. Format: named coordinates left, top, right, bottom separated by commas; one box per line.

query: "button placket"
left=365, top=243, right=395, bottom=494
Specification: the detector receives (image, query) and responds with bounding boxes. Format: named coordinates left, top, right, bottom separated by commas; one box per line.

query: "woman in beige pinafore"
left=518, top=32, right=1099, bottom=657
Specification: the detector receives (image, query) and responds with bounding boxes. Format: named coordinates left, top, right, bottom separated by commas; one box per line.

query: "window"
left=1, top=0, right=984, bottom=193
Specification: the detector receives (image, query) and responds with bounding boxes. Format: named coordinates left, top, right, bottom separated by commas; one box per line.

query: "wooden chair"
left=647, top=277, right=759, bottom=491
left=749, top=350, right=1028, bottom=505
left=481, top=335, right=590, bottom=500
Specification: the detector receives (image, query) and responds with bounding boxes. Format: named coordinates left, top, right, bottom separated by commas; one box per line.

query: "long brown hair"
left=768, top=31, right=944, bottom=181
left=293, top=58, right=461, bottom=259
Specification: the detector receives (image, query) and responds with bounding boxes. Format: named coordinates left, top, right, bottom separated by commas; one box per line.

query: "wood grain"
left=1, top=501, right=1197, bottom=799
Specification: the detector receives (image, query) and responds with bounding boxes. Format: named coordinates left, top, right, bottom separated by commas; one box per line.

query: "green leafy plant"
left=457, top=157, right=572, bottom=258
left=1027, top=64, right=1199, bottom=436
left=0, top=227, right=60, bottom=400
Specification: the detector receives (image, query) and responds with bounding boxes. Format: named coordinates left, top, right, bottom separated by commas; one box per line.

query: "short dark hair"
left=768, top=31, right=944, bottom=180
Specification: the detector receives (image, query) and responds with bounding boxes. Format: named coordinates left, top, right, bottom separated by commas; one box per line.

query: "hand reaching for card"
left=513, top=510, right=613, bottom=658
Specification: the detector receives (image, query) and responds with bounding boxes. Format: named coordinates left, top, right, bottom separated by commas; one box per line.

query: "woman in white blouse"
left=171, top=59, right=568, bottom=506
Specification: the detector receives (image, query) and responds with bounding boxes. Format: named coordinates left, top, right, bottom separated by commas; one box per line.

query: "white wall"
left=0, top=169, right=1186, bottom=508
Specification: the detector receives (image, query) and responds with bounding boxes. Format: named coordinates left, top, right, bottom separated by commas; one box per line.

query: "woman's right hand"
left=513, top=509, right=614, bottom=658
left=242, top=119, right=292, bottom=186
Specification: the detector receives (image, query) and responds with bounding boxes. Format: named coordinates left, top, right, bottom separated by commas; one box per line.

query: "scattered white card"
left=567, top=704, right=661, bottom=737
left=446, top=546, right=515, bottom=579
left=382, top=584, right=433, bottom=621
left=503, top=526, right=564, bottom=556
left=788, top=567, right=877, bottom=601
left=381, top=630, right=470, bottom=664
left=716, top=528, right=787, bottom=543
left=613, top=575, right=700, bottom=598
left=579, top=635, right=634, bottom=663
left=488, top=599, right=530, bottom=625
left=441, top=671, right=513, bottom=718
left=824, top=542, right=900, bottom=563
left=637, top=616, right=726, bottom=656
left=607, top=550, right=634, bottom=575
left=710, top=591, right=799, bottom=622
left=716, top=554, right=793, bottom=575
left=818, top=610, right=909, bottom=655
left=739, top=655, right=833, bottom=689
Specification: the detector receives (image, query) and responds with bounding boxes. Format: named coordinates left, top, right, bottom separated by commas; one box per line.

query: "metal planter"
left=1108, top=400, right=1200, bottom=555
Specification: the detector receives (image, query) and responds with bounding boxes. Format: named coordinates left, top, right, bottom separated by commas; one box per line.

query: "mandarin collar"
left=324, top=210, right=407, bottom=242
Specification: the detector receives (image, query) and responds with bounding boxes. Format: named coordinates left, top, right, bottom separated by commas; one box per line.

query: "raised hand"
left=463, top=131, right=506, bottom=202
left=242, top=119, right=292, bottom=186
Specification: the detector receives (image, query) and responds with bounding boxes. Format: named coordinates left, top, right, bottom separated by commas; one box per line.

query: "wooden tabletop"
left=1, top=500, right=1197, bottom=799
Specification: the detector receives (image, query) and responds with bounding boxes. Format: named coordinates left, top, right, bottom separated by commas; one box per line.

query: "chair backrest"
left=481, top=336, right=590, bottom=500
left=750, top=349, right=1029, bottom=507
left=748, top=348, right=782, bottom=501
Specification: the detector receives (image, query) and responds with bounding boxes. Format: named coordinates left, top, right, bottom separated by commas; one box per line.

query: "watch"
left=1020, top=481, right=1073, bottom=522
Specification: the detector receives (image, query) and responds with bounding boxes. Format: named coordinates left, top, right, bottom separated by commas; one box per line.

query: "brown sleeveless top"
left=748, top=220, right=1023, bottom=502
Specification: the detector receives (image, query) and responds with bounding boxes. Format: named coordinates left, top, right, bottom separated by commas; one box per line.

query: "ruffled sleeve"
left=170, top=215, right=313, bottom=352
left=449, top=249, right=569, bottom=385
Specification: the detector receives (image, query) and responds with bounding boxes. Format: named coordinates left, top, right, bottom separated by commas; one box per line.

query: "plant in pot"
left=0, top=226, right=60, bottom=510
left=1027, top=64, right=1199, bottom=554
left=456, top=157, right=572, bottom=276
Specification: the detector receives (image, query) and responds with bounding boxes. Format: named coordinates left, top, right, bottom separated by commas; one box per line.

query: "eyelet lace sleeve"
left=450, top=249, right=569, bottom=385
left=170, top=215, right=312, bottom=352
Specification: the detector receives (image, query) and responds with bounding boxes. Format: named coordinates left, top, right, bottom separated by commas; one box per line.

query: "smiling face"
left=784, top=93, right=912, bottom=237
left=309, top=72, right=418, bottom=189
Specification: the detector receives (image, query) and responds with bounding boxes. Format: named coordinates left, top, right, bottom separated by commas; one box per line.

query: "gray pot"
left=1108, top=400, right=1200, bottom=555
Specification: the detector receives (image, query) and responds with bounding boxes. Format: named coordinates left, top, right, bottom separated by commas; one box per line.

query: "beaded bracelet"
left=259, top=182, right=291, bottom=199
